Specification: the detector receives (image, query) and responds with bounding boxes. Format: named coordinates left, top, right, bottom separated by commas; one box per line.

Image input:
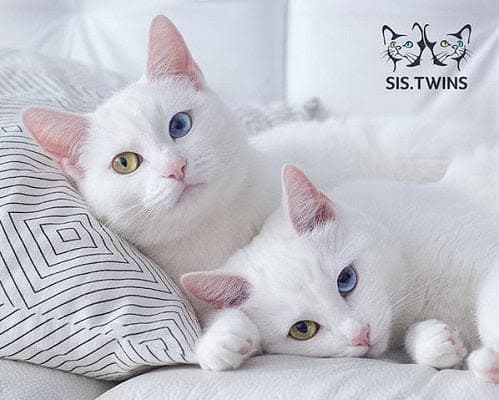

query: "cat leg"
left=195, top=308, right=260, bottom=371
left=405, top=319, right=467, bottom=369
left=468, top=269, right=499, bottom=382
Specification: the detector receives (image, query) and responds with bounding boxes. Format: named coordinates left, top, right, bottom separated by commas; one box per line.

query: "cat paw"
left=195, top=309, right=260, bottom=371
left=405, top=319, right=467, bottom=369
left=468, top=347, right=499, bottom=383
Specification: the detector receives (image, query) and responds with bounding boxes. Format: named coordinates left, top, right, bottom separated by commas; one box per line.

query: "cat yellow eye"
left=112, top=152, right=142, bottom=174
left=390, top=41, right=397, bottom=48
left=440, top=40, right=449, bottom=47
left=288, top=320, right=319, bottom=341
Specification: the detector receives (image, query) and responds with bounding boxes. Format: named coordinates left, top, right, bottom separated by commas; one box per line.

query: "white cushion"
left=96, top=354, right=499, bottom=400
left=0, top=359, right=113, bottom=400
left=0, top=0, right=287, bottom=104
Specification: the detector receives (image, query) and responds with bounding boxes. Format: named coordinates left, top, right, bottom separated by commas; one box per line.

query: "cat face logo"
left=382, top=24, right=425, bottom=72
left=424, top=24, right=472, bottom=71
left=382, top=23, right=472, bottom=71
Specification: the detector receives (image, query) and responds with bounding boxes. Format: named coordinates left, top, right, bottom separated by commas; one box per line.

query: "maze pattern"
left=0, top=50, right=200, bottom=380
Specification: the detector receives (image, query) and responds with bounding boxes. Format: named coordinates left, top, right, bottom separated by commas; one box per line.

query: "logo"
left=382, top=23, right=472, bottom=91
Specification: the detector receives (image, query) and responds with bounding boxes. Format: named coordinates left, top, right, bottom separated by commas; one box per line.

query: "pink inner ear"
left=181, top=272, right=251, bottom=309
left=147, top=15, right=204, bottom=88
left=22, top=107, right=88, bottom=172
left=282, top=165, right=335, bottom=235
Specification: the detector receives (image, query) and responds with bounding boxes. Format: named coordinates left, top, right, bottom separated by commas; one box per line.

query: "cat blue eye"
left=457, top=40, right=464, bottom=47
left=403, top=41, right=413, bottom=48
left=169, top=112, right=192, bottom=140
left=337, top=265, right=357, bottom=296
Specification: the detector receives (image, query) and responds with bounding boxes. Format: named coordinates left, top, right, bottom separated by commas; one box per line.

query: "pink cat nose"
left=164, top=159, right=186, bottom=181
left=351, top=326, right=370, bottom=347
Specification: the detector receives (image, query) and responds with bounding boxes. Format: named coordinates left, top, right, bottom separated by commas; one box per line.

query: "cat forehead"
left=243, top=214, right=368, bottom=286
left=93, top=79, right=203, bottom=129
left=87, top=79, right=208, bottom=149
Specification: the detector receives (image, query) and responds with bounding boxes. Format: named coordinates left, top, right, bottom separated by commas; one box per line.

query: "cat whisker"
left=403, top=54, right=415, bottom=63
left=437, top=53, right=450, bottom=63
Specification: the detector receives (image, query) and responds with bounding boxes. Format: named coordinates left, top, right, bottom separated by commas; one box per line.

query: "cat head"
left=182, top=166, right=405, bottom=359
left=382, top=23, right=425, bottom=72
left=424, top=24, right=472, bottom=71
left=23, top=16, right=249, bottom=248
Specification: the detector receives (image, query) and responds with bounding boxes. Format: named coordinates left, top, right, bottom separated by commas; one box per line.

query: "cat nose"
left=164, top=158, right=186, bottom=181
left=351, top=325, right=370, bottom=347
left=452, top=44, right=458, bottom=49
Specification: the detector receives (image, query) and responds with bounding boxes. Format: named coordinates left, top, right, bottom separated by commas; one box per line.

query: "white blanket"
left=96, top=354, right=499, bottom=400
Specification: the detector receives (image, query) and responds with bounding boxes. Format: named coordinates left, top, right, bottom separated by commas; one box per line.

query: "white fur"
left=25, top=17, right=497, bottom=294
left=194, top=309, right=260, bottom=371
left=405, top=320, right=467, bottom=369
left=78, top=80, right=493, bottom=286
left=191, top=192, right=403, bottom=368
left=24, top=17, right=499, bottom=374
left=190, top=154, right=499, bottom=381
left=45, top=19, right=498, bottom=292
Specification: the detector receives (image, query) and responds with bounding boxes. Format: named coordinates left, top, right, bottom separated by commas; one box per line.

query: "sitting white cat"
left=182, top=163, right=499, bottom=383
left=22, top=15, right=493, bottom=292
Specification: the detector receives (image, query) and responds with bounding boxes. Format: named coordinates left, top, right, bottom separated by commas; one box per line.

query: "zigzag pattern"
left=0, top=51, right=200, bottom=380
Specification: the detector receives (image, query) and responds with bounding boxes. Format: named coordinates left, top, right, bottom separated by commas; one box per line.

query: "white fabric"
left=0, top=359, right=112, bottom=400
left=0, top=0, right=287, bottom=104
left=0, top=50, right=200, bottom=380
left=96, top=354, right=499, bottom=400
left=287, top=0, right=499, bottom=127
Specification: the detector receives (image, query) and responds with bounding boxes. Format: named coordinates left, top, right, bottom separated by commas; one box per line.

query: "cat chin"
left=366, top=339, right=388, bottom=358
left=341, top=345, right=371, bottom=358
left=175, top=183, right=206, bottom=205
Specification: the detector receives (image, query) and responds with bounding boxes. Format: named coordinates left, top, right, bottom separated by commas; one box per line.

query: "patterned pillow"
left=0, top=50, right=326, bottom=381
left=0, top=51, right=200, bottom=381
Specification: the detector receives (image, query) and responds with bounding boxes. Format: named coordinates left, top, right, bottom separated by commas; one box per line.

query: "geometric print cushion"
left=0, top=50, right=200, bottom=380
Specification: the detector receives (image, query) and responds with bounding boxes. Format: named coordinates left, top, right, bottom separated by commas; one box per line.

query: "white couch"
left=1, top=1, right=499, bottom=399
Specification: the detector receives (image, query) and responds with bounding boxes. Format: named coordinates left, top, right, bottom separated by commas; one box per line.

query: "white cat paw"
left=468, top=347, right=499, bottom=383
left=195, top=309, right=260, bottom=371
left=405, top=319, right=467, bottom=369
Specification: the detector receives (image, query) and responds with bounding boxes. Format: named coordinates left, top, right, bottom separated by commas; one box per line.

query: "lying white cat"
left=182, top=160, right=499, bottom=383
left=22, top=16, right=494, bottom=299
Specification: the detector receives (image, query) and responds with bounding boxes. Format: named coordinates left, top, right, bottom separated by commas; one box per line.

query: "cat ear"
left=452, top=24, right=472, bottom=44
left=282, top=165, right=335, bottom=235
left=180, top=272, right=251, bottom=309
left=382, top=25, right=405, bottom=45
left=22, top=107, right=88, bottom=178
left=147, top=15, right=204, bottom=88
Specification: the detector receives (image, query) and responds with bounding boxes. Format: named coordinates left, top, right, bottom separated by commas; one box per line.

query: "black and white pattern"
left=0, top=51, right=200, bottom=380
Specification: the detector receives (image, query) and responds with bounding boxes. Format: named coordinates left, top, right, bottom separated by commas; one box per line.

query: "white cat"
left=181, top=161, right=499, bottom=383
left=22, top=16, right=494, bottom=296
